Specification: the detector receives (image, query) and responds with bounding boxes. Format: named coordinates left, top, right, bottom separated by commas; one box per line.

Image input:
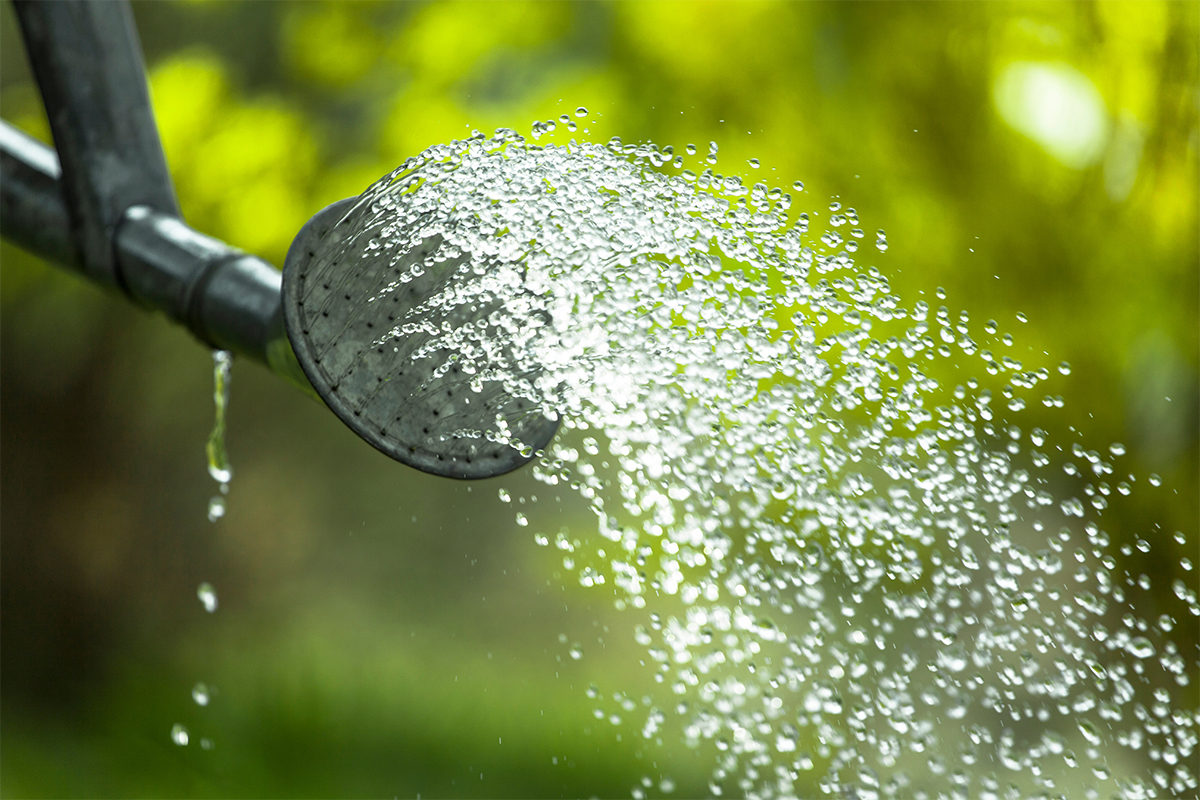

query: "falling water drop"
left=206, top=495, right=226, bottom=522
left=206, top=351, right=233, bottom=484
left=1077, top=720, right=1102, bottom=746
left=197, top=582, right=218, bottom=613
left=205, top=350, right=233, bottom=521
left=1127, top=637, right=1156, bottom=659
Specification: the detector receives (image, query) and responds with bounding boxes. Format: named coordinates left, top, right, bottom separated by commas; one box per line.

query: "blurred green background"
left=1, top=1, right=1196, bottom=797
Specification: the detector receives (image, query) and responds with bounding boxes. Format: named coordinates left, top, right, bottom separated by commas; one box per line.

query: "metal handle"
left=1, top=0, right=315, bottom=394
left=13, top=0, right=180, bottom=288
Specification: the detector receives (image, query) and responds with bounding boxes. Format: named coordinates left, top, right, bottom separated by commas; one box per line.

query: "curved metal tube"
left=1, top=0, right=313, bottom=394
left=0, top=119, right=311, bottom=394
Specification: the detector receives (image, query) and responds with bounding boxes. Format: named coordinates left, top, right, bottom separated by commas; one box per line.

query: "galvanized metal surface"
left=282, top=200, right=559, bottom=479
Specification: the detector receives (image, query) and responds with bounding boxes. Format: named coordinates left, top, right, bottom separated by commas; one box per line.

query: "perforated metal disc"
left=281, top=197, right=559, bottom=479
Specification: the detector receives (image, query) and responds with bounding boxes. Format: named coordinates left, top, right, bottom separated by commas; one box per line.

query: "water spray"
left=0, top=0, right=556, bottom=479
left=5, top=4, right=1197, bottom=798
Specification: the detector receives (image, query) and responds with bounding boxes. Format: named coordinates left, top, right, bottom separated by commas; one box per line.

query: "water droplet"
left=569, top=643, right=583, bottom=660
left=1077, top=720, right=1102, bottom=746
left=1016, top=312, right=1028, bottom=323
left=1127, top=637, right=1155, bottom=659
left=200, top=737, right=215, bottom=751
left=1058, top=361, right=1071, bottom=375
left=515, top=512, right=529, bottom=527
left=197, top=582, right=218, bottom=613
left=498, top=488, right=511, bottom=503
left=205, top=351, right=233, bottom=485
left=575, top=106, right=588, bottom=118
left=792, top=180, right=804, bottom=192
left=206, top=495, right=226, bottom=522
left=171, top=724, right=189, bottom=746
left=747, top=158, right=760, bottom=169
left=192, top=682, right=211, bottom=706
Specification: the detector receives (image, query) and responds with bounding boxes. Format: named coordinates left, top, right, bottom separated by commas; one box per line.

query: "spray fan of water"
left=306, top=119, right=1198, bottom=799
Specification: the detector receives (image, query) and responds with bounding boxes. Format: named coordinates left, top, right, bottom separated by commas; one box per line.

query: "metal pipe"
left=0, top=119, right=313, bottom=394
left=0, top=122, right=79, bottom=271
left=2, top=0, right=314, bottom=394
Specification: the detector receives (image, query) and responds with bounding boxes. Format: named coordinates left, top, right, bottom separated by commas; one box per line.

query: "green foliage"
left=1, top=1, right=1195, bottom=797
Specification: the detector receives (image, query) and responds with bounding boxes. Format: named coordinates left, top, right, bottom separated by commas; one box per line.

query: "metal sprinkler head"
left=281, top=198, right=559, bottom=479
left=0, top=0, right=556, bottom=480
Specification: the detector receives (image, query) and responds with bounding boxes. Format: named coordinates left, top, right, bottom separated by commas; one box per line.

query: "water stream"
left=206, top=349, right=233, bottom=523
left=174, top=351, right=230, bottom=750
left=307, top=121, right=1197, bottom=799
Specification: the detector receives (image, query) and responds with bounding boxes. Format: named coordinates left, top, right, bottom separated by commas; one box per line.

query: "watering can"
left=0, top=0, right=557, bottom=479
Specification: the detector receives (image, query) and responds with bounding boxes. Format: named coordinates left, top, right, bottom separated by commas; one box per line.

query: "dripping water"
left=206, top=350, right=233, bottom=522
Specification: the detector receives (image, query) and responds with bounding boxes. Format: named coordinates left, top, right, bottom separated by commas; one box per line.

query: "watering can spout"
left=0, top=0, right=552, bottom=477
